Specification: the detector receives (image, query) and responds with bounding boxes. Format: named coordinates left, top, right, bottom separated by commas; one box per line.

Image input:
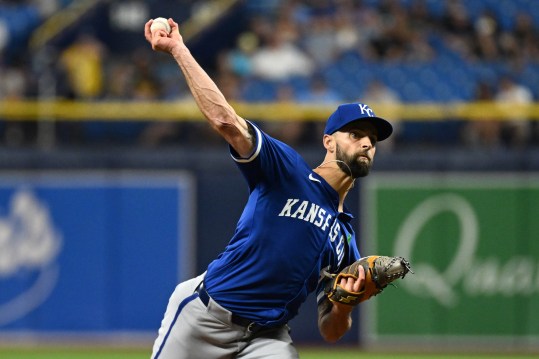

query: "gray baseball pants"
left=151, top=273, right=299, bottom=359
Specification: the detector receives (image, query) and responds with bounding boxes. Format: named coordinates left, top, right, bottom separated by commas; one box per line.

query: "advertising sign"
left=362, top=173, right=539, bottom=344
left=0, top=171, right=195, bottom=334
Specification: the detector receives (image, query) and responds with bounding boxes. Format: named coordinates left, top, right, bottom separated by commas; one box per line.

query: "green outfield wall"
left=362, top=173, right=539, bottom=346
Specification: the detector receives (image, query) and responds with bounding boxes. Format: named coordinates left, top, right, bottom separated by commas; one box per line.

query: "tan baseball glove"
left=323, top=255, right=413, bottom=306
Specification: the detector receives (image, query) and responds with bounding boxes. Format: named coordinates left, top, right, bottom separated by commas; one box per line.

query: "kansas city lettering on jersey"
left=278, top=198, right=333, bottom=230
left=329, top=219, right=346, bottom=265
left=278, top=198, right=346, bottom=265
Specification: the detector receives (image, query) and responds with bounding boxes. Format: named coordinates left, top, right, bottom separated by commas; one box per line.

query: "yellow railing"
left=1, top=101, right=539, bottom=122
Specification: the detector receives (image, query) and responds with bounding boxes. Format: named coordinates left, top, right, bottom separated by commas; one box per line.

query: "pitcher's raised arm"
left=144, top=18, right=254, bottom=157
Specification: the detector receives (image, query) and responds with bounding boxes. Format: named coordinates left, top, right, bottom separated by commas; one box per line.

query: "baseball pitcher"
left=145, top=18, right=412, bottom=359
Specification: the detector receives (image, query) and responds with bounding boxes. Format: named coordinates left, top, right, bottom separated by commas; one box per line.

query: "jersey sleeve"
left=229, top=121, right=301, bottom=191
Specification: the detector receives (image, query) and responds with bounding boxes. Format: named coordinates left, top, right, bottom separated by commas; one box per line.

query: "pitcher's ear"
left=323, top=134, right=335, bottom=152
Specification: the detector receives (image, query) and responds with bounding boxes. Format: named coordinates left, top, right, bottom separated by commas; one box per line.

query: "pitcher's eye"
left=349, top=130, right=366, bottom=140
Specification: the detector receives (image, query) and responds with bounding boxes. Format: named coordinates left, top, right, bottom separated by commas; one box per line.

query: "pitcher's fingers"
left=169, top=18, right=182, bottom=40
left=339, top=277, right=353, bottom=290
left=144, top=20, right=153, bottom=42
left=168, top=18, right=179, bottom=32
left=353, top=266, right=365, bottom=292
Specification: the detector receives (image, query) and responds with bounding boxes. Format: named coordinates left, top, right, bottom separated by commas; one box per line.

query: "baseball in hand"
left=150, top=17, right=171, bottom=34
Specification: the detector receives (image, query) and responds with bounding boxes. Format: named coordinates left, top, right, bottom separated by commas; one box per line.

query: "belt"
left=196, top=283, right=264, bottom=333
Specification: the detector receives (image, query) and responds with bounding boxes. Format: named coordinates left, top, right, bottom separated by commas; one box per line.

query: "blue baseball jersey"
left=204, top=122, right=360, bottom=327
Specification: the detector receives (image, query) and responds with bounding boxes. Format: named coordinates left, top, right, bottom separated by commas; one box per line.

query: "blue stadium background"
left=1, top=0, right=539, bottom=347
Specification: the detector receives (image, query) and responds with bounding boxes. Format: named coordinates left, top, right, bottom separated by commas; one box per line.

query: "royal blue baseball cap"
left=324, top=103, right=393, bottom=141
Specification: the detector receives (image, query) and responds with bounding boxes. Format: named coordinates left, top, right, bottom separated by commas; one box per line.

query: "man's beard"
left=336, top=144, right=372, bottom=178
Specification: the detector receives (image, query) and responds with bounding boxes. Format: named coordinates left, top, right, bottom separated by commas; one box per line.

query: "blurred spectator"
left=407, top=31, right=435, bottom=62
left=135, top=51, right=176, bottom=147
left=104, top=60, right=136, bottom=100
left=60, top=33, right=106, bottom=99
left=250, top=31, right=314, bottom=81
left=374, top=1, right=414, bottom=60
left=351, top=1, right=385, bottom=60
left=514, top=12, right=536, bottom=42
left=333, top=5, right=362, bottom=55
left=301, top=14, right=338, bottom=67
left=362, top=0, right=435, bottom=63
left=0, top=63, right=35, bottom=146
left=473, top=10, right=500, bottom=61
left=495, top=75, right=534, bottom=148
left=261, top=83, right=307, bottom=147
left=512, top=12, right=539, bottom=63
left=296, top=76, right=342, bottom=104
left=362, top=79, right=401, bottom=104
left=247, top=15, right=273, bottom=47
left=0, top=65, right=27, bottom=100
left=461, top=81, right=502, bottom=149
left=296, top=76, right=343, bottom=142
left=218, top=32, right=258, bottom=78
left=274, top=1, right=302, bottom=45
left=440, top=0, right=474, bottom=59
left=282, top=0, right=311, bottom=27
left=361, top=80, right=402, bottom=151
left=408, top=0, right=433, bottom=33
left=217, top=71, right=242, bottom=102
left=128, top=48, right=162, bottom=99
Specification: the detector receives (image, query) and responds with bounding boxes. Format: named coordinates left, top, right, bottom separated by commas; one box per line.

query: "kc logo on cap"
left=357, top=103, right=375, bottom=117
left=324, top=103, right=393, bottom=141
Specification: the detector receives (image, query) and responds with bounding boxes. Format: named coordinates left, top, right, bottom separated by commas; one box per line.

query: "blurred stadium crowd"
left=0, top=0, right=538, bottom=150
